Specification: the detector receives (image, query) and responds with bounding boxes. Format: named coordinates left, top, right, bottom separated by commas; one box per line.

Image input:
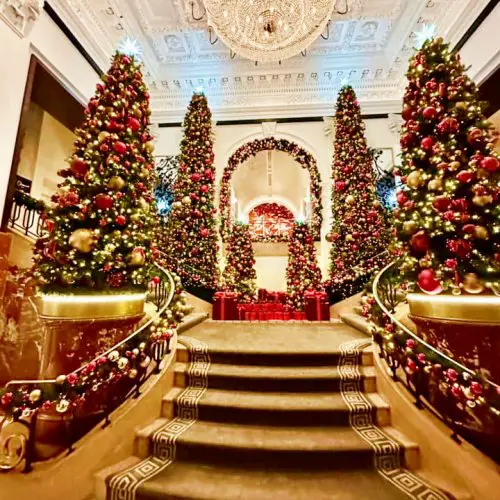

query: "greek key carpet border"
left=107, top=336, right=210, bottom=500
left=338, top=339, right=449, bottom=500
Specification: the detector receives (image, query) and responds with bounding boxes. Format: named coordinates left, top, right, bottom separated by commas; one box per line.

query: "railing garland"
left=364, top=260, right=500, bottom=442
left=0, top=263, right=187, bottom=472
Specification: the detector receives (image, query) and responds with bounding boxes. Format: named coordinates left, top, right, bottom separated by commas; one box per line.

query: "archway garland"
left=220, top=137, right=322, bottom=240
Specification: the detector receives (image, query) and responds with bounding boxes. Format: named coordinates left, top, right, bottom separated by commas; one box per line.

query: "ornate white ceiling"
left=49, top=0, right=489, bottom=122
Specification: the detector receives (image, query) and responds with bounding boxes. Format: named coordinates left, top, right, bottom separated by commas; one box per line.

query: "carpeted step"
left=174, top=361, right=377, bottom=393
left=162, top=387, right=391, bottom=427
left=177, top=343, right=374, bottom=367
left=136, top=420, right=419, bottom=470
left=128, top=461, right=421, bottom=500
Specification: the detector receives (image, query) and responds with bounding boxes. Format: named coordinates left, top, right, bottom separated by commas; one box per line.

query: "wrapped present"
left=213, top=291, right=238, bottom=320
left=305, top=291, right=330, bottom=322
left=258, top=289, right=268, bottom=302
left=277, top=292, right=287, bottom=303
left=237, top=304, right=248, bottom=320
left=275, top=311, right=283, bottom=321
left=292, top=310, right=303, bottom=321
left=283, top=311, right=291, bottom=321
left=258, top=311, right=267, bottom=321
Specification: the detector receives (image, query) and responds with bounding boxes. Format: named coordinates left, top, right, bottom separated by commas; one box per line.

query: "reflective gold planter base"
left=39, top=292, right=146, bottom=320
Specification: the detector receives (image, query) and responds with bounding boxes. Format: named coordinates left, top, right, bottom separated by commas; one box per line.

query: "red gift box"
left=213, top=291, right=238, bottom=320
left=258, top=311, right=267, bottom=321
left=258, top=289, right=268, bottom=301
left=292, top=311, right=304, bottom=320
left=275, top=312, right=283, bottom=320
left=305, top=291, right=330, bottom=322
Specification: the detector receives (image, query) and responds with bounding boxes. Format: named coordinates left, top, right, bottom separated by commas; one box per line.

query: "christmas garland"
left=248, top=202, right=294, bottom=242
left=220, top=138, right=322, bottom=240
left=0, top=271, right=189, bottom=418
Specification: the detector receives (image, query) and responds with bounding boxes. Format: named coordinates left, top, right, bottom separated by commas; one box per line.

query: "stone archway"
left=219, top=137, right=322, bottom=240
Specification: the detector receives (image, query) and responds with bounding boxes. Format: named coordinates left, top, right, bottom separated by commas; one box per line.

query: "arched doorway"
left=219, top=137, right=322, bottom=240
left=248, top=202, right=295, bottom=242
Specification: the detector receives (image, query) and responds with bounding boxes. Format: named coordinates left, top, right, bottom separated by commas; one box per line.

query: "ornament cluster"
left=286, top=222, right=323, bottom=311
left=33, top=52, right=157, bottom=291
left=221, top=223, right=257, bottom=302
left=161, top=92, right=219, bottom=289
left=395, top=38, right=500, bottom=295
left=328, top=85, right=391, bottom=297
left=248, top=202, right=295, bottom=242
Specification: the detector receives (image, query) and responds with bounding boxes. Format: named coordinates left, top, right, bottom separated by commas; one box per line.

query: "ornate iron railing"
left=369, top=261, right=500, bottom=443
left=0, top=263, right=177, bottom=472
left=7, top=192, right=46, bottom=239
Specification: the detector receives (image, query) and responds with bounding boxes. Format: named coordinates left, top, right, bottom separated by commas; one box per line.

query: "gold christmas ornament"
left=474, top=226, right=489, bottom=240
left=345, top=195, right=355, bottom=205
left=407, top=170, right=424, bottom=189
left=173, top=201, right=182, bottom=210
left=145, top=141, right=155, bottom=153
left=182, top=196, right=191, bottom=205
left=403, top=221, right=418, bottom=235
left=345, top=234, right=353, bottom=241
left=29, top=389, right=42, bottom=403
left=98, top=131, right=110, bottom=142
left=427, top=179, right=443, bottom=191
left=129, top=248, right=145, bottom=267
left=69, top=229, right=95, bottom=253
left=448, top=161, right=461, bottom=171
left=108, top=176, right=126, bottom=190
left=108, top=350, right=120, bottom=362
left=56, top=375, right=67, bottom=385
left=56, top=399, right=70, bottom=413
left=462, top=273, right=485, bottom=294
left=128, top=369, right=138, bottom=379
left=138, top=197, right=149, bottom=211
left=473, top=195, right=493, bottom=207
left=117, top=357, right=129, bottom=370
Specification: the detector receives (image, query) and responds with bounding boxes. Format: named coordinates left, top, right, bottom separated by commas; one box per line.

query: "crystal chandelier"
left=203, top=0, right=336, bottom=63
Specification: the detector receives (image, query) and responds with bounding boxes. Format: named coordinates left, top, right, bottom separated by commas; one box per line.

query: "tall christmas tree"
left=163, top=91, right=219, bottom=290
left=396, top=37, right=499, bottom=295
left=286, top=222, right=322, bottom=311
left=221, top=223, right=257, bottom=302
left=33, top=51, right=157, bottom=292
left=328, top=85, right=390, bottom=298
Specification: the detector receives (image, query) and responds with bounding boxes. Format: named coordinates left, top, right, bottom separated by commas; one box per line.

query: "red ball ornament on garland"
left=418, top=269, right=443, bottom=295
left=422, top=106, right=438, bottom=120
left=410, top=230, right=430, bottom=253
left=396, top=191, right=408, bottom=206
left=70, top=158, right=89, bottom=178
left=191, top=173, right=202, bottom=182
left=200, top=228, right=209, bottom=238
left=127, top=117, right=141, bottom=133
left=95, top=193, right=114, bottom=210
left=467, top=128, right=484, bottom=147
left=432, top=195, right=451, bottom=212
left=437, top=117, right=459, bottom=135
left=480, top=156, right=499, bottom=173
left=113, top=141, right=127, bottom=154
left=420, top=137, right=434, bottom=151
left=402, top=105, right=414, bottom=121
left=115, top=215, right=127, bottom=226
left=456, top=170, right=475, bottom=183
left=200, top=185, right=209, bottom=193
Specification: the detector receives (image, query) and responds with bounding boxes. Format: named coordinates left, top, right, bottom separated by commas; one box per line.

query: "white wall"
left=0, top=10, right=99, bottom=218
left=155, top=116, right=400, bottom=290
left=459, top=3, right=500, bottom=84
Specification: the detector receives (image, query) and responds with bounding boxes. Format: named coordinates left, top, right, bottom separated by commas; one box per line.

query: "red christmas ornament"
left=418, top=269, right=442, bottom=295
left=107, top=120, right=121, bottom=132
left=201, top=185, right=209, bottom=193
left=95, top=193, right=114, bottom=210
left=45, top=219, right=56, bottom=233
left=420, top=137, right=434, bottom=151
left=127, top=117, right=141, bottom=132
left=411, top=231, right=430, bottom=253
left=462, top=224, right=476, bottom=234
left=200, top=228, right=209, bottom=238
left=151, top=276, right=161, bottom=285
left=335, top=180, right=347, bottom=192
left=422, top=106, right=437, bottom=120
left=480, top=156, right=499, bottom=173
left=396, top=191, right=408, bottom=206
left=444, top=259, right=458, bottom=270
left=191, top=173, right=202, bottom=182
left=402, top=105, right=414, bottom=121
left=122, top=55, right=131, bottom=65
left=432, top=196, right=451, bottom=212
left=70, top=158, right=88, bottom=178
left=113, top=141, right=127, bottom=154
left=456, top=171, right=475, bottom=183
left=467, top=128, right=483, bottom=147
left=437, top=117, right=459, bottom=135
left=115, top=215, right=127, bottom=226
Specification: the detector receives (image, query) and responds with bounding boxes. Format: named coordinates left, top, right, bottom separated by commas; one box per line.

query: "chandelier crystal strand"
left=204, top=0, right=335, bottom=62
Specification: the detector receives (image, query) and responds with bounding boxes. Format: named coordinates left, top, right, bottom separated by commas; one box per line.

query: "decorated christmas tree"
left=395, top=37, right=499, bottom=295
left=221, top=223, right=257, bottom=302
left=33, top=51, right=157, bottom=292
left=163, top=91, right=219, bottom=290
left=286, top=222, right=322, bottom=310
left=328, top=85, right=390, bottom=298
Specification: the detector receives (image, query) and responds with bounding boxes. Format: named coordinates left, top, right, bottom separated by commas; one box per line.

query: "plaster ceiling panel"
left=48, top=0, right=486, bottom=121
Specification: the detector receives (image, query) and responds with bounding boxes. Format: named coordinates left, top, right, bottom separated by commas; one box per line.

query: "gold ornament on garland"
left=407, top=170, right=424, bottom=189
left=108, top=176, right=126, bottom=190
left=462, top=273, right=485, bottom=294
left=69, top=228, right=95, bottom=253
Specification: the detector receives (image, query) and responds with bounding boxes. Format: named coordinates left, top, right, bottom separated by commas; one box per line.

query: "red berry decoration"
left=95, top=193, right=114, bottom=210
left=115, top=215, right=127, bottom=226
left=422, top=106, right=437, bottom=120
left=70, top=158, right=89, bottom=178
left=420, top=137, right=434, bottom=151
left=113, top=141, right=127, bottom=154
left=410, top=230, right=430, bottom=253
left=127, top=117, right=141, bottom=132
left=480, top=156, right=499, bottom=173
left=418, top=269, right=443, bottom=295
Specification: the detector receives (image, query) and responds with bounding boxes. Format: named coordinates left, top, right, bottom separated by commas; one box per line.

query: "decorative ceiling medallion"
left=204, top=0, right=335, bottom=62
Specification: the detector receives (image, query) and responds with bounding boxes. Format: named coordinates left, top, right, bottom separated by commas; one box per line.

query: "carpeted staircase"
left=99, top=322, right=451, bottom=500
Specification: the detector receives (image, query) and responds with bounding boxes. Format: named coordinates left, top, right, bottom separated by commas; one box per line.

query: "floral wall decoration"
left=220, top=138, right=322, bottom=240
left=248, top=202, right=294, bottom=242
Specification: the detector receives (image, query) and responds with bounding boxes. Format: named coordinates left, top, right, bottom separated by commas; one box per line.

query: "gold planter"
left=39, top=292, right=146, bottom=320
left=408, top=293, right=500, bottom=325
